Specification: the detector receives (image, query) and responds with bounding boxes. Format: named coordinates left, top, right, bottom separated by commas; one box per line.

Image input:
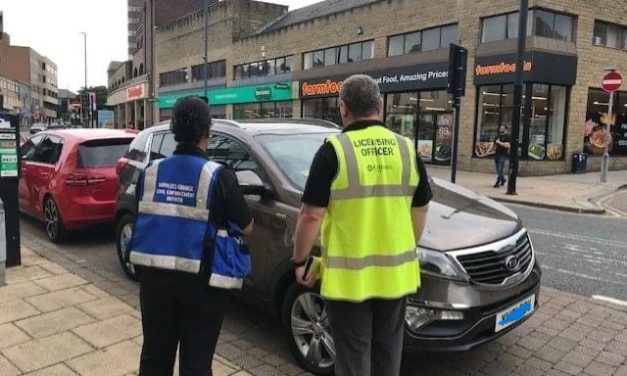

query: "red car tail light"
left=65, top=172, right=106, bottom=186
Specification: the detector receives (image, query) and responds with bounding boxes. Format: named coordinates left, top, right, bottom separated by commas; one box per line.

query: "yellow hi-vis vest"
left=320, top=125, right=421, bottom=302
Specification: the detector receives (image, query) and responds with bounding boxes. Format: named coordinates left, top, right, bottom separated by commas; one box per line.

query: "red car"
left=19, top=129, right=136, bottom=242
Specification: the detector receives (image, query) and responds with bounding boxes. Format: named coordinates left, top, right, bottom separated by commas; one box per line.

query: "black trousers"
left=327, top=297, right=406, bottom=376
left=138, top=269, right=228, bottom=376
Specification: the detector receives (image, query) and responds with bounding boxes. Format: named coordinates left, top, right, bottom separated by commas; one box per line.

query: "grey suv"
left=114, top=119, right=541, bottom=375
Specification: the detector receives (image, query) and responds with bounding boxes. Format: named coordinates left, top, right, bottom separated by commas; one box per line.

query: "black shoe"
left=500, top=178, right=506, bottom=186
left=493, top=181, right=500, bottom=188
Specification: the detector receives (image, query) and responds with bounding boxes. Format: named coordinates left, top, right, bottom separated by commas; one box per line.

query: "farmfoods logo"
left=475, top=61, right=532, bottom=76
left=301, top=80, right=343, bottom=97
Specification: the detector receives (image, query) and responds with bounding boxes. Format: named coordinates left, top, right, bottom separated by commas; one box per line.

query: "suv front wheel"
left=116, top=213, right=138, bottom=281
left=281, top=283, right=335, bottom=375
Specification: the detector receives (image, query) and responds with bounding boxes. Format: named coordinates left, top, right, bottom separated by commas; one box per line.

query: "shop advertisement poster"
left=0, top=131, right=18, bottom=177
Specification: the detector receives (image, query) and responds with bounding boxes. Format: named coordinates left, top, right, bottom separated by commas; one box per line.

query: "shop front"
left=299, top=62, right=453, bottom=164
left=106, top=81, right=152, bottom=129
left=584, top=88, right=627, bottom=159
left=219, top=82, right=293, bottom=119
left=473, top=51, right=577, bottom=163
left=158, top=87, right=227, bottom=120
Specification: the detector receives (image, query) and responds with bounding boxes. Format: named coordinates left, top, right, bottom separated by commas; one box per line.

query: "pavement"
left=426, top=167, right=627, bottom=215
left=1, top=247, right=627, bottom=376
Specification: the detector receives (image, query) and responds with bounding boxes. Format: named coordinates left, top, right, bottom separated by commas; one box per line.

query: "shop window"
left=403, top=32, right=421, bottom=54
left=304, top=41, right=374, bottom=70
left=302, top=97, right=340, bottom=125
left=585, top=89, right=627, bottom=156
left=159, top=68, right=188, bottom=87
left=338, top=45, right=349, bottom=63
left=440, top=25, right=458, bottom=47
left=265, top=60, right=275, bottom=76
left=482, top=15, right=507, bottom=42
left=191, top=60, right=226, bottom=82
left=475, top=83, right=567, bottom=160
left=362, top=41, right=374, bottom=59
left=249, top=62, right=259, bottom=77
left=313, top=51, right=325, bottom=67
left=421, top=27, right=441, bottom=51
left=233, top=101, right=293, bottom=120
left=303, top=52, right=313, bottom=70
left=481, top=9, right=569, bottom=43
left=234, top=56, right=293, bottom=79
left=284, top=56, right=293, bottom=73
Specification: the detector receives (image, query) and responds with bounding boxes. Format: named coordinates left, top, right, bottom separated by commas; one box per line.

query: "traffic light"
left=447, top=44, right=468, bottom=100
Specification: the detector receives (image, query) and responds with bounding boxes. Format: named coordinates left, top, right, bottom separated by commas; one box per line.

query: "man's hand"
left=295, top=265, right=316, bottom=287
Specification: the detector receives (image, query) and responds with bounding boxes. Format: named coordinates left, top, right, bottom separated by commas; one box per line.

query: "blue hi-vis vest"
left=129, top=154, right=250, bottom=289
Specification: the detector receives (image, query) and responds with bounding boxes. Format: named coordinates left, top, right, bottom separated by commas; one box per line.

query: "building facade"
left=128, top=0, right=144, bottom=56
left=0, top=75, right=22, bottom=117
left=134, top=0, right=627, bottom=174
left=0, top=35, right=59, bottom=123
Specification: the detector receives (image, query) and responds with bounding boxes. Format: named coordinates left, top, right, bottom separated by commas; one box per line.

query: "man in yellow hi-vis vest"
left=293, top=74, right=432, bottom=376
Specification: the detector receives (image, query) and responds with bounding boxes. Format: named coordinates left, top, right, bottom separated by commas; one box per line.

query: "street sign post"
left=447, top=43, right=468, bottom=184
left=600, top=71, right=622, bottom=183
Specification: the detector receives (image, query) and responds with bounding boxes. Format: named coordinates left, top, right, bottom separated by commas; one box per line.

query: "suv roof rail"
left=235, top=118, right=341, bottom=129
left=212, top=119, right=243, bottom=128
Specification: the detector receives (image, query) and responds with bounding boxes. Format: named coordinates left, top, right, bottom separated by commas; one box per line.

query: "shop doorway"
left=416, top=111, right=454, bottom=165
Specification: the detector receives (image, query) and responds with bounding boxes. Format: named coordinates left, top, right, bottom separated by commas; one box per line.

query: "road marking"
left=528, top=228, right=627, bottom=249
left=592, top=295, right=627, bottom=307
left=540, top=265, right=626, bottom=286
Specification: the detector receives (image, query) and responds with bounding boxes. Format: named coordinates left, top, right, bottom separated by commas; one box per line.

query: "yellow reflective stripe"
left=138, top=201, right=209, bottom=221
left=129, top=251, right=201, bottom=273
left=331, top=184, right=416, bottom=200
left=336, top=134, right=361, bottom=189
left=325, top=249, right=417, bottom=270
left=142, top=159, right=163, bottom=201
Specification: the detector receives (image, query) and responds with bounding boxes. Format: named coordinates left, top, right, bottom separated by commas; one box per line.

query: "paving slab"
left=72, top=314, right=142, bottom=349
left=23, top=364, right=79, bottom=376
left=0, top=324, right=31, bottom=350
left=5, top=266, right=53, bottom=283
left=0, top=354, right=20, bottom=376
left=0, top=281, right=46, bottom=304
left=33, top=274, right=88, bottom=292
left=1, top=332, right=92, bottom=373
left=16, top=307, right=95, bottom=338
left=25, top=287, right=96, bottom=312
left=0, top=300, right=40, bottom=325
left=77, top=296, right=139, bottom=320
left=66, top=340, right=141, bottom=376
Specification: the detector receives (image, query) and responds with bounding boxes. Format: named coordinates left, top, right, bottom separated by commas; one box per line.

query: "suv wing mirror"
left=235, top=170, right=267, bottom=196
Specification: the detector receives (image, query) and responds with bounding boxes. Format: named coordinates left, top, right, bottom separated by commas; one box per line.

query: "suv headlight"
left=418, top=247, right=467, bottom=281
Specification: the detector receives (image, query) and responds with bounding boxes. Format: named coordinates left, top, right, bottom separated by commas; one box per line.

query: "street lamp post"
left=79, top=32, right=88, bottom=127
left=203, top=0, right=209, bottom=101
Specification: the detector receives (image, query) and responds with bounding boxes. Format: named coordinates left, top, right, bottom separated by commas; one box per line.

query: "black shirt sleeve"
left=210, top=168, right=253, bottom=229
left=301, top=142, right=337, bottom=207
left=412, top=156, right=433, bottom=207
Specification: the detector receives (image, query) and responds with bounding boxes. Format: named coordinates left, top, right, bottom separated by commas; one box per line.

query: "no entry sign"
left=602, top=71, right=622, bottom=93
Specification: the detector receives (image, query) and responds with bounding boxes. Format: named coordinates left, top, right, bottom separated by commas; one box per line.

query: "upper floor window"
left=159, top=69, right=188, bottom=87
left=480, top=9, right=573, bottom=43
left=593, top=20, right=627, bottom=50
left=191, top=60, right=226, bottom=82
left=234, top=56, right=293, bottom=80
left=304, top=40, right=374, bottom=70
left=388, top=24, right=458, bottom=56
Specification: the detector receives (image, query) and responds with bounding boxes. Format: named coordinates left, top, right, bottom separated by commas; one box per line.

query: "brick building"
left=133, top=0, right=627, bottom=174
left=0, top=33, right=59, bottom=124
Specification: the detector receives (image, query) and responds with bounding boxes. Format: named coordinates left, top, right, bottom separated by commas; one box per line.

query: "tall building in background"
left=0, top=34, right=58, bottom=124
left=128, top=0, right=144, bottom=56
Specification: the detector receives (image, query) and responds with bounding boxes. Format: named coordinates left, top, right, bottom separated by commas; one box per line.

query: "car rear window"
left=78, top=138, right=134, bottom=168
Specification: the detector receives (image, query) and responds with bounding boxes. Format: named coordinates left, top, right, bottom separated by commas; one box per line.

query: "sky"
left=0, top=0, right=319, bottom=93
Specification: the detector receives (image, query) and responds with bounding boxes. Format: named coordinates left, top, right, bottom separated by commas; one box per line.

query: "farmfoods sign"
left=299, top=62, right=450, bottom=98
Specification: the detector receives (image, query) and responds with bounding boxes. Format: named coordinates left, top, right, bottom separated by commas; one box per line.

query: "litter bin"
left=0, top=199, right=6, bottom=286
left=571, top=153, right=587, bottom=174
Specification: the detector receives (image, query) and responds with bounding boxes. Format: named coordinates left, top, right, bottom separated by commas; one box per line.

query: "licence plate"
left=495, top=295, right=535, bottom=332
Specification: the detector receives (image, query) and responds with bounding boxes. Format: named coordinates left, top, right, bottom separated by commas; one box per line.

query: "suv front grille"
left=455, top=233, right=532, bottom=285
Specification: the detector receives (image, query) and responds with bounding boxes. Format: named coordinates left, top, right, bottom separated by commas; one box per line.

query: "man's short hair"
left=339, top=74, right=381, bottom=118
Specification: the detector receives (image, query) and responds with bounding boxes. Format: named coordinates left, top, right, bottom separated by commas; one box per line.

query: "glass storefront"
left=585, top=89, right=627, bottom=156
left=233, top=101, right=293, bottom=119
left=385, top=90, right=453, bottom=164
left=302, top=97, right=341, bottom=125
left=474, top=83, right=568, bottom=160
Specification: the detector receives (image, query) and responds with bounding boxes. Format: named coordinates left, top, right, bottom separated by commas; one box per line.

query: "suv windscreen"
left=257, top=132, right=334, bottom=190
left=78, top=138, right=134, bottom=168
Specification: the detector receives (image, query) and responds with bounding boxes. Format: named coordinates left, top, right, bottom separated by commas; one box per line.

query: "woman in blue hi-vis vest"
left=132, top=97, right=254, bottom=376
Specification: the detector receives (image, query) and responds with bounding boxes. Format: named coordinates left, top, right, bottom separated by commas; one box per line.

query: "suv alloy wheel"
left=116, top=213, right=138, bottom=281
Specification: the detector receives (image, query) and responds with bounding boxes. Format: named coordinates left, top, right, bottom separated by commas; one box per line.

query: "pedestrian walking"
left=491, top=125, right=511, bottom=187
left=292, top=75, right=432, bottom=376
left=128, top=96, right=254, bottom=376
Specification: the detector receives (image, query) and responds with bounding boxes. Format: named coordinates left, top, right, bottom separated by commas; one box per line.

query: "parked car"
left=115, top=119, right=541, bottom=375
left=19, top=129, right=136, bottom=242
left=30, top=122, right=46, bottom=134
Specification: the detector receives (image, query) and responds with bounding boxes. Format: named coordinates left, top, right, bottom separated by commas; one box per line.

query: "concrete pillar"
left=134, top=100, right=139, bottom=129
left=125, top=102, right=131, bottom=129
left=143, top=98, right=148, bottom=129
